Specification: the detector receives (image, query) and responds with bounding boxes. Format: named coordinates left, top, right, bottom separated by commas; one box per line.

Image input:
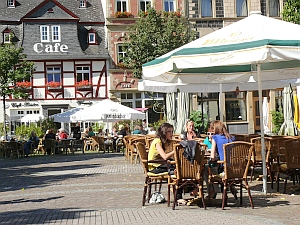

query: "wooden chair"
left=245, top=134, right=260, bottom=142
left=90, top=136, right=100, bottom=151
left=145, top=135, right=155, bottom=150
left=83, top=138, right=93, bottom=152
left=276, top=139, right=300, bottom=193
left=210, top=141, right=255, bottom=209
left=128, top=136, right=146, bottom=164
left=168, top=143, right=206, bottom=210
left=232, top=134, right=247, bottom=141
left=6, top=141, right=24, bottom=159
left=72, top=139, right=84, bottom=154
left=250, top=137, right=271, bottom=181
left=43, top=139, right=56, bottom=155
left=135, top=141, right=169, bottom=206
left=122, top=135, right=132, bottom=159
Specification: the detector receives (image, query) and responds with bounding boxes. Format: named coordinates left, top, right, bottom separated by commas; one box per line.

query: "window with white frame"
left=116, top=0, right=127, bottom=12
left=7, top=0, right=15, bottom=7
left=51, top=26, right=60, bottom=42
left=140, top=0, right=151, bottom=11
left=164, top=0, right=175, bottom=12
left=40, top=26, right=49, bottom=42
left=76, top=66, right=90, bottom=82
left=88, top=29, right=97, bottom=44
left=236, top=0, right=248, bottom=17
left=201, top=0, right=213, bottom=17
left=3, top=33, right=10, bottom=43
left=40, top=25, right=61, bottom=42
left=117, top=45, right=127, bottom=63
left=47, top=67, right=61, bottom=83
left=79, top=0, right=86, bottom=8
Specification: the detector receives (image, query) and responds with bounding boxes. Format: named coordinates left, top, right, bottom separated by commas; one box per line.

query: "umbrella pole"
left=219, top=83, right=223, bottom=122
left=257, top=63, right=267, bottom=195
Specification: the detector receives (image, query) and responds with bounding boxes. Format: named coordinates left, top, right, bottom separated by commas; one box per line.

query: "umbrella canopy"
left=70, top=99, right=145, bottom=122
left=278, top=85, right=298, bottom=136
left=166, top=93, right=176, bottom=127
left=142, top=13, right=300, bottom=83
left=294, top=94, right=300, bottom=129
left=142, top=12, right=300, bottom=195
left=52, top=107, right=85, bottom=123
left=21, top=114, right=44, bottom=123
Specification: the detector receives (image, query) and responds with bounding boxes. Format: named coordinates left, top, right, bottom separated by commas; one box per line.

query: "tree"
left=282, top=0, right=300, bottom=24
left=122, top=7, right=196, bottom=79
left=0, top=43, right=35, bottom=139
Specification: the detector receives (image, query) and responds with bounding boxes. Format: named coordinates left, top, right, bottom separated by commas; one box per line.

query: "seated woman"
left=181, top=120, right=198, bottom=141
left=208, top=120, right=236, bottom=198
left=88, top=127, right=95, bottom=137
left=132, top=125, right=141, bottom=134
left=203, top=127, right=213, bottom=151
left=148, top=123, right=184, bottom=200
left=44, top=129, right=56, bottom=155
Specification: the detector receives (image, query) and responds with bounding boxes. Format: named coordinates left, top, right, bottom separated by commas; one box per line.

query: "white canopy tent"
left=52, top=107, right=85, bottom=123
left=142, top=12, right=300, bottom=195
left=21, top=114, right=44, bottom=123
left=70, top=99, right=145, bottom=122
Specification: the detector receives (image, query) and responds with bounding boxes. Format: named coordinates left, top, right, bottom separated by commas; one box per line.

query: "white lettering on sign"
left=121, top=84, right=131, bottom=88
left=33, top=43, right=68, bottom=53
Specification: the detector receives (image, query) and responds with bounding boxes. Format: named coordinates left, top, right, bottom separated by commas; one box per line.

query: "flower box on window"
left=75, top=80, right=92, bottom=90
left=16, top=81, right=31, bottom=89
left=115, top=11, right=134, bottom=18
left=46, top=81, right=62, bottom=88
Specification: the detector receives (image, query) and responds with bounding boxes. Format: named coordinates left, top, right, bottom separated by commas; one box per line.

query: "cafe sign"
left=33, top=43, right=68, bottom=53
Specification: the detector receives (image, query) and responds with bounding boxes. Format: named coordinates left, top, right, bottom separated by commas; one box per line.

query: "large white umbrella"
left=142, top=12, right=300, bottom=194
left=21, top=114, right=44, bottom=123
left=71, top=99, right=145, bottom=122
left=52, top=107, right=84, bottom=123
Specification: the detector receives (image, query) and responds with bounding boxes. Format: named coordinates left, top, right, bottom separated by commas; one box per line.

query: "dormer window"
left=7, top=0, right=15, bottom=8
left=3, top=28, right=12, bottom=44
left=88, top=29, right=98, bottom=45
left=79, top=0, right=87, bottom=8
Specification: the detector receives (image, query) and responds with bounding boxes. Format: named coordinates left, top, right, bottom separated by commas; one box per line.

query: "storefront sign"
left=104, top=114, right=126, bottom=119
left=11, top=102, right=39, bottom=108
left=33, top=43, right=68, bottom=53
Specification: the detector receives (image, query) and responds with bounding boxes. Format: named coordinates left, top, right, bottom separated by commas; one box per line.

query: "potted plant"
left=75, top=80, right=91, bottom=90
left=115, top=11, right=134, bottom=18
left=16, top=81, right=31, bottom=89
left=46, top=81, right=62, bottom=89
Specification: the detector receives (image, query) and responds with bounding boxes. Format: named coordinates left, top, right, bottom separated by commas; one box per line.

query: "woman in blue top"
left=209, top=120, right=236, bottom=199
left=210, top=120, right=235, bottom=161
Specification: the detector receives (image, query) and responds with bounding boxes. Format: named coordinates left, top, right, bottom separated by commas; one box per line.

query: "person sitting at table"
left=148, top=123, right=184, bottom=200
left=88, top=127, right=95, bottom=137
left=203, top=127, right=214, bottom=151
left=208, top=120, right=236, bottom=199
left=58, top=129, right=68, bottom=140
left=97, top=128, right=104, bottom=137
left=44, top=129, right=56, bottom=155
left=181, top=120, right=199, bottom=141
left=132, top=125, right=141, bottom=134
left=24, top=131, right=40, bottom=157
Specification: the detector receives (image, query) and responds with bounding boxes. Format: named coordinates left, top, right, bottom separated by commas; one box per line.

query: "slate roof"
left=0, top=0, right=105, bottom=22
left=0, top=0, right=108, bottom=59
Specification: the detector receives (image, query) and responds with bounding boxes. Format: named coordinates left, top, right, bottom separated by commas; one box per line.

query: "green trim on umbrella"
left=143, top=39, right=300, bottom=67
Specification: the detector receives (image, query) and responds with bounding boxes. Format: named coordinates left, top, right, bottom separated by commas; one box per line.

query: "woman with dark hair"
left=148, top=122, right=174, bottom=174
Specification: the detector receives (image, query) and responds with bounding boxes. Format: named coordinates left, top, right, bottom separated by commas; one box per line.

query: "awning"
left=134, top=108, right=148, bottom=112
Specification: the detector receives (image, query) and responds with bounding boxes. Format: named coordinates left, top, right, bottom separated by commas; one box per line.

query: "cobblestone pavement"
left=0, top=153, right=299, bottom=225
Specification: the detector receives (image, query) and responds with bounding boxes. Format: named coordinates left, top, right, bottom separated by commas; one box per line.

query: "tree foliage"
left=0, top=43, right=35, bottom=99
left=122, top=7, right=196, bottom=79
left=282, top=0, right=300, bottom=24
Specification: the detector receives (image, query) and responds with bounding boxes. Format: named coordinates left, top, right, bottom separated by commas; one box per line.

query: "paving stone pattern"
left=0, top=153, right=299, bottom=225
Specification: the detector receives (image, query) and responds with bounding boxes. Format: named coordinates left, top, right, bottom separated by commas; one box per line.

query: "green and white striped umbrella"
left=142, top=12, right=300, bottom=195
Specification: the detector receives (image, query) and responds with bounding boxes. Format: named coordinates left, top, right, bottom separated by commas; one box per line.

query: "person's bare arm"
left=156, top=142, right=174, bottom=160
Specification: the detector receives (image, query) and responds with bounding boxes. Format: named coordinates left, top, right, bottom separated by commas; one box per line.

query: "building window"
left=76, top=66, right=90, bottom=82
left=7, top=0, right=15, bottom=7
left=225, top=92, right=247, bottom=121
left=117, top=45, right=127, bottom=63
left=88, top=29, right=98, bottom=44
left=3, top=28, right=12, bottom=44
left=269, top=0, right=279, bottom=16
left=52, top=26, right=60, bottom=42
left=116, top=0, right=127, bottom=12
left=140, top=0, right=151, bottom=11
left=47, top=67, right=61, bottom=83
left=201, top=0, right=213, bottom=17
left=40, top=26, right=49, bottom=42
left=79, top=0, right=86, bottom=8
left=236, top=0, right=248, bottom=17
left=164, top=0, right=175, bottom=12
left=18, top=111, right=24, bottom=115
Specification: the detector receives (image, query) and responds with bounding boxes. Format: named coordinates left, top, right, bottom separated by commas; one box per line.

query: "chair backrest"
left=91, top=136, right=99, bottom=145
left=173, top=143, right=204, bottom=180
left=136, top=141, right=149, bottom=174
left=44, top=139, right=55, bottom=148
left=145, top=136, right=155, bottom=149
left=283, top=139, right=300, bottom=169
left=250, top=137, right=271, bottom=162
left=223, top=141, right=254, bottom=180
left=232, top=134, right=247, bottom=141
left=245, top=134, right=260, bottom=142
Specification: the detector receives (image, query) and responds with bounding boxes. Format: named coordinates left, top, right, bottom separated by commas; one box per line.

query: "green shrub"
left=270, top=107, right=284, bottom=134
left=189, top=110, right=208, bottom=133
